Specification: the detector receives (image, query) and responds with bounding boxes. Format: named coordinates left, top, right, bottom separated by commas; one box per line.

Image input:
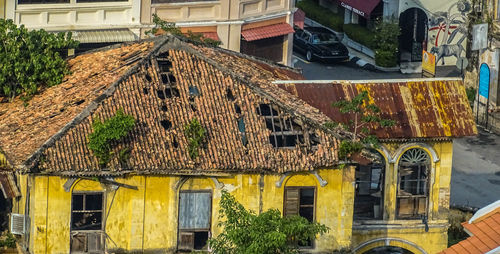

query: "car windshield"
left=311, top=33, right=338, bottom=44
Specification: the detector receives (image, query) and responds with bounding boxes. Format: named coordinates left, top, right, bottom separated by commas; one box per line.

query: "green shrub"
left=296, top=0, right=344, bottom=31
left=343, top=24, right=377, bottom=49
left=375, top=50, right=398, bottom=67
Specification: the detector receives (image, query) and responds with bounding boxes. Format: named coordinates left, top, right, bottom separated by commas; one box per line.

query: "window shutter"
left=87, top=232, right=104, bottom=253
left=71, top=233, right=86, bottom=252
left=10, top=213, right=25, bottom=235
left=284, top=188, right=299, bottom=216
left=178, top=232, right=194, bottom=250
left=179, top=192, right=211, bottom=230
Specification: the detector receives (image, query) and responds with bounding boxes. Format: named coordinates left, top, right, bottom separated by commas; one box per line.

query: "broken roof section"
left=0, top=36, right=349, bottom=176
left=440, top=201, right=500, bottom=254
left=275, top=79, right=477, bottom=139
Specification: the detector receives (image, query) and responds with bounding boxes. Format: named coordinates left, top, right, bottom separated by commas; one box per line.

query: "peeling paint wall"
left=23, top=168, right=354, bottom=253
left=352, top=141, right=454, bottom=254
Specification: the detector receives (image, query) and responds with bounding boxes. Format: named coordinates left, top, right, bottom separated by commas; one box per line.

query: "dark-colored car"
left=293, top=26, right=349, bottom=62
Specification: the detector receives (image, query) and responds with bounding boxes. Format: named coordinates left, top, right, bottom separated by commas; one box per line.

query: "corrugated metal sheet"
left=72, top=29, right=137, bottom=43
left=241, top=23, right=295, bottom=41
left=277, top=80, right=477, bottom=139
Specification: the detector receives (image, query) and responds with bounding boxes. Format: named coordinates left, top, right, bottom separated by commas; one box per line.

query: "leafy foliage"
left=466, top=87, right=476, bottom=107
left=145, top=14, right=222, bottom=47
left=88, top=109, right=135, bottom=167
left=208, top=190, right=329, bottom=254
left=326, top=91, right=395, bottom=160
left=296, top=0, right=344, bottom=31
left=184, top=118, right=207, bottom=159
left=0, top=233, right=16, bottom=248
left=343, top=24, right=377, bottom=49
left=373, top=20, right=400, bottom=67
left=0, top=19, right=79, bottom=101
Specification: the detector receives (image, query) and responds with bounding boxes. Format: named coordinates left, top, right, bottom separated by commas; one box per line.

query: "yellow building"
left=0, top=36, right=476, bottom=253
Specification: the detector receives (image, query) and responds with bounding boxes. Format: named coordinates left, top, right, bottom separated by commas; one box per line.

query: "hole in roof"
left=172, top=137, right=179, bottom=148
left=238, top=117, right=247, bottom=147
left=189, top=97, right=197, bottom=112
left=157, top=90, right=166, bottom=100
left=165, top=88, right=180, bottom=98
left=160, top=120, right=172, bottom=130
left=234, top=103, right=241, bottom=114
left=161, top=73, right=176, bottom=84
left=143, top=87, right=149, bottom=95
left=74, top=99, right=85, bottom=106
left=145, top=74, right=152, bottom=82
left=226, top=88, right=235, bottom=101
left=189, top=86, right=200, bottom=96
left=160, top=105, right=167, bottom=112
left=190, top=104, right=197, bottom=112
left=157, top=60, right=172, bottom=72
left=158, top=51, right=169, bottom=58
left=258, top=104, right=278, bottom=116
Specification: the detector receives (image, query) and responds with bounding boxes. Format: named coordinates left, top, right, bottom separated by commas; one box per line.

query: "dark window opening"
left=161, top=105, right=167, bottom=111
left=160, top=120, right=172, bottom=130
left=284, top=187, right=315, bottom=248
left=71, top=193, right=103, bottom=231
left=156, top=57, right=180, bottom=99
left=157, top=60, right=172, bottom=73
left=157, top=89, right=166, bottom=100
left=257, top=104, right=316, bottom=149
left=238, top=117, right=247, bottom=147
left=173, top=137, right=179, bottom=148
left=234, top=104, right=241, bottom=114
left=189, top=86, right=200, bottom=97
left=145, top=74, right=152, bottom=82
left=354, top=151, right=385, bottom=220
left=396, top=148, right=430, bottom=219
left=178, top=191, right=212, bottom=251
left=143, top=87, right=149, bottom=95
left=226, top=88, right=235, bottom=101
left=164, top=87, right=180, bottom=98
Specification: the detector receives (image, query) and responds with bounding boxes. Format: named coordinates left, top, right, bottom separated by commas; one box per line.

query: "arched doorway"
left=399, top=8, right=428, bottom=62
left=364, top=246, right=414, bottom=254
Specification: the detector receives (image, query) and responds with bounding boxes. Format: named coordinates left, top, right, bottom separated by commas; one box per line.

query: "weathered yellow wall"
left=352, top=141, right=453, bottom=254
left=24, top=168, right=353, bottom=253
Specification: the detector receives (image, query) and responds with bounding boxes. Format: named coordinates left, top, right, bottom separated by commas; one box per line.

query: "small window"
left=257, top=104, right=317, bottom=149
left=354, top=161, right=385, bottom=220
left=284, top=187, right=316, bottom=247
left=396, top=148, right=430, bottom=219
left=71, top=193, right=103, bottom=231
left=156, top=57, right=180, bottom=99
left=178, top=191, right=212, bottom=251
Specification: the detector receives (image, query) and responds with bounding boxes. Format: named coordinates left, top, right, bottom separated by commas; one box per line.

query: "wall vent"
left=10, top=213, right=26, bottom=235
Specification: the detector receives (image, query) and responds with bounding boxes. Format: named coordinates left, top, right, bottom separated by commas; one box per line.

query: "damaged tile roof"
left=0, top=36, right=349, bottom=176
left=276, top=79, right=477, bottom=139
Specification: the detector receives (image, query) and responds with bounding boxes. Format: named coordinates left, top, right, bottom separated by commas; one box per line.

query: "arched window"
left=354, top=150, right=385, bottom=220
left=397, top=148, right=430, bottom=219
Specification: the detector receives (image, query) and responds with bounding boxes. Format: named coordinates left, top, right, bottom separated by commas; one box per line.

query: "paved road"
left=451, top=129, right=500, bottom=208
left=292, top=53, right=499, bottom=209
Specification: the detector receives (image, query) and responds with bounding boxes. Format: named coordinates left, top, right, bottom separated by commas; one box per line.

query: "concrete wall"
left=20, top=167, right=354, bottom=253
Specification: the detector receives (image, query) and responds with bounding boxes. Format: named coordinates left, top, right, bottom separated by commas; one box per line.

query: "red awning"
left=241, top=23, right=295, bottom=41
left=294, top=9, right=305, bottom=29
left=339, top=0, right=381, bottom=18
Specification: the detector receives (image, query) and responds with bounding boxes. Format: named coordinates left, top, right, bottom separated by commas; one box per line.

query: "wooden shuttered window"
left=284, top=187, right=315, bottom=222
left=284, top=188, right=300, bottom=216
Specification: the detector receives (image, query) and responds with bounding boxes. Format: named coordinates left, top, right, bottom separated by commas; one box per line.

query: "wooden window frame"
left=70, top=191, right=106, bottom=254
left=396, top=149, right=430, bottom=220
left=283, top=186, right=316, bottom=249
left=354, top=163, right=385, bottom=221
left=177, top=190, right=213, bottom=251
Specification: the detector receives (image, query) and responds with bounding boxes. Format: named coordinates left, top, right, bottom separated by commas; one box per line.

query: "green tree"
left=325, top=90, right=395, bottom=160
left=145, top=14, right=222, bottom=47
left=372, top=19, right=400, bottom=67
left=208, top=190, right=329, bottom=254
left=0, top=19, right=79, bottom=101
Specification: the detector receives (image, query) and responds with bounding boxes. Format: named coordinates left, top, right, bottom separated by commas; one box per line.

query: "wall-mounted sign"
left=472, top=23, right=488, bottom=51
left=340, top=2, right=365, bottom=17
left=479, top=63, right=490, bottom=98
left=422, top=50, right=436, bottom=77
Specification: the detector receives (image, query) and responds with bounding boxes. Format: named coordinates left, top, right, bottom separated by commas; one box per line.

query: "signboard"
left=422, top=50, right=436, bottom=77
left=479, top=63, right=490, bottom=98
left=340, top=2, right=366, bottom=18
left=472, top=23, right=488, bottom=51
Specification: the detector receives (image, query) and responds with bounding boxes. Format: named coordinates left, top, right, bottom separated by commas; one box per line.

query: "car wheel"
left=306, top=50, right=313, bottom=62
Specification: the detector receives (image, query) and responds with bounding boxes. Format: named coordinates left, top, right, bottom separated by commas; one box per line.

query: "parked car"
left=293, top=26, right=349, bottom=62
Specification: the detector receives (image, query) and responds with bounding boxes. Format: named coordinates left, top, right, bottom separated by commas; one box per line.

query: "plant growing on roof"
left=208, top=190, right=329, bottom=254
left=325, top=90, right=395, bottom=161
left=145, top=14, right=222, bottom=47
left=0, top=19, right=79, bottom=101
left=88, top=109, right=135, bottom=167
left=184, top=118, right=207, bottom=159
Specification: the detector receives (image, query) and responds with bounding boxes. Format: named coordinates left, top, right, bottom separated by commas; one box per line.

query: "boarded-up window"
left=396, top=148, right=430, bottom=219
left=178, top=191, right=211, bottom=251
left=284, top=187, right=315, bottom=247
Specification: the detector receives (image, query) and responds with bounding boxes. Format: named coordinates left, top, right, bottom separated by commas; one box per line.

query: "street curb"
left=348, top=55, right=399, bottom=72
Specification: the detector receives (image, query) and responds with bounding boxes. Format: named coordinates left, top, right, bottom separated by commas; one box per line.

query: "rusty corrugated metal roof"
left=276, top=79, right=477, bottom=139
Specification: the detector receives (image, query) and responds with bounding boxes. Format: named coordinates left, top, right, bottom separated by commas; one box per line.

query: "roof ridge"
left=20, top=37, right=170, bottom=172
left=164, top=37, right=352, bottom=141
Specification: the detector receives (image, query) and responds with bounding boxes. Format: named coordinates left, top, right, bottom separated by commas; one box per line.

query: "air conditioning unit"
left=10, top=213, right=26, bottom=235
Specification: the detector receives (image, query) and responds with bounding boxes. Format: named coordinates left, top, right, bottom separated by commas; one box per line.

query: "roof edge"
left=272, top=77, right=462, bottom=84
left=468, top=200, right=500, bottom=224
left=20, top=37, right=170, bottom=172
